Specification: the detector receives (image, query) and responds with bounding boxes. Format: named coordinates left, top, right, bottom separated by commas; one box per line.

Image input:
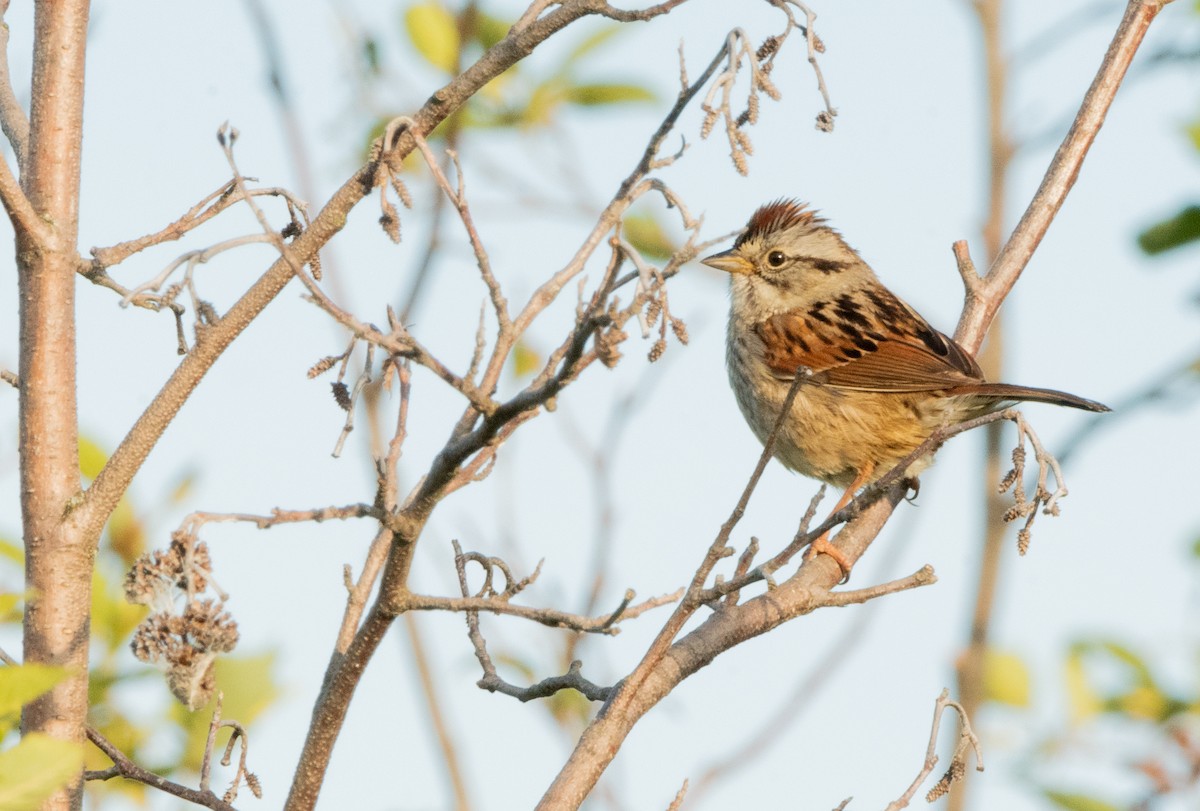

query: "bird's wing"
left=754, top=291, right=983, bottom=393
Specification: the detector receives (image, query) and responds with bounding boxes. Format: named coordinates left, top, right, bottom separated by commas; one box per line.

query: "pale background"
left=1, top=0, right=1198, bottom=809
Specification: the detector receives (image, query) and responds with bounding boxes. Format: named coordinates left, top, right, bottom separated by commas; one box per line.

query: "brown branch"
left=181, top=503, right=388, bottom=534
left=19, top=4, right=91, bottom=809
left=86, top=727, right=238, bottom=811
left=400, top=588, right=680, bottom=635
left=283, top=4, right=702, bottom=808
left=955, top=0, right=1169, bottom=355
left=1, top=367, right=16, bottom=388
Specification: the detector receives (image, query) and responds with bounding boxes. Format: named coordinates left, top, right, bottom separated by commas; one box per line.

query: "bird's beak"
left=701, top=248, right=753, bottom=275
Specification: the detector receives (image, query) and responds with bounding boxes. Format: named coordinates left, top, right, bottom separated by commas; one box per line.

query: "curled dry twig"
left=884, top=689, right=983, bottom=810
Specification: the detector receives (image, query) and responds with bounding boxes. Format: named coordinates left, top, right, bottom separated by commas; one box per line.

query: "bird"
left=701, top=199, right=1109, bottom=580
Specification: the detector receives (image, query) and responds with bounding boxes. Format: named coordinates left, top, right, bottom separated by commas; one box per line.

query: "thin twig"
left=86, top=726, right=238, bottom=811
left=0, top=0, right=28, bottom=169
left=884, top=689, right=983, bottom=810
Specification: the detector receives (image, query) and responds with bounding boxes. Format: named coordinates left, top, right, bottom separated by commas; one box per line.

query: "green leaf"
left=0, top=664, right=72, bottom=728
left=623, top=214, right=677, bottom=261
left=361, top=36, right=382, bottom=77
left=1042, top=790, right=1121, bottom=811
left=564, top=83, right=655, bottom=107
left=0, top=733, right=85, bottom=811
left=982, top=649, right=1031, bottom=708
left=404, top=3, right=460, bottom=74
left=1137, top=205, right=1200, bottom=254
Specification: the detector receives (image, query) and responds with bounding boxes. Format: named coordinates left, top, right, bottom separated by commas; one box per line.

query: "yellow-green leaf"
left=0, top=733, right=84, bottom=811
left=1043, top=790, right=1121, bottom=811
left=623, top=214, right=676, bottom=261
left=78, top=436, right=108, bottom=481
left=982, top=649, right=1031, bottom=708
left=1116, top=684, right=1169, bottom=721
left=473, top=10, right=510, bottom=50
left=175, top=653, right=280, bottom=770
left=0, top=593, right=19, bottom=623
left=564, top=25, right=621, bottom=64
left=548, top=688, right=592, bottom=727
left=90, top=570, right=147, bottom=656
left=0, top=664, right=72, bottom=723
left=404, top=3, right=460, bottom=73
left=511, top=341, right=542, bottom=378
left=565, top=83, right=655, bottom=107
left=1064, top=650, right=1102, bottom=722
left=0, top=538, right=22, bottom=564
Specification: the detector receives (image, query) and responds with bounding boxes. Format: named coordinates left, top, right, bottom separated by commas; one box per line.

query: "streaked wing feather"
left=755, top=303, right=984, bottom=393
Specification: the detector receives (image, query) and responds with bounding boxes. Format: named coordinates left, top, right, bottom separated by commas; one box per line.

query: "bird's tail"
left=952, top=382, right=1111, bottom=413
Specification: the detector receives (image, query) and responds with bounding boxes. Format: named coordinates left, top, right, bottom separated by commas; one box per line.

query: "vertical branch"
left=18, top=2, right=91, bottom=810
left=952, top=2, right=1010, bottom=809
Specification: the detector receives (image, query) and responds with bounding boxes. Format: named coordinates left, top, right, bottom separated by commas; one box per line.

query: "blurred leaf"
left=362, top=35, right=382, bottom=76
left=1093, top=640, right=1155, bottom=685
left=564, top=25, right=622, bottom=65
left=1043, top=790, right=1121, bottom=811
left=106, top=499, right=145, bottom=565
left=523, top=79, right=565, bottom=127
left=90, top=570, right=147, bottom=656
left=547, top=687, right=591, bottom=727
left=175, top=653, right=280, bottom=770
left=78, top=436, right=108, bottom=481
left=0, top=733, right=84, bottom=810
left=1114, top=684, right=1170, bottom=721
left=1187, top=119, right=1200, bottom=151
left=168, top=470, right=198, bottom=505
left=1064, top=650, right=1102, bottom=722
left=512, top=341, right=542, bottom=378
left=0, top=664, right=71, bottom=733
left=983, top=649, right=1031, bottom=708
left=493, top=652, right=536, bottom=682
left=623, top=214, right=677, bottom=261
left=404, top=3, right=460, bottom=74
left=565, top=82, right=655, bottom=107
left=1137, top=205, right=1200, bottom=254
left=0, top=592, right=19, bottom=624
left=0, top=538, right=20, bottom=564
left=474, top=10, right=511, bottom=50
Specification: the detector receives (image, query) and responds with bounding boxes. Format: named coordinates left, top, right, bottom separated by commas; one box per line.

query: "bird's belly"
left=728, top=349, right=945, bottom=488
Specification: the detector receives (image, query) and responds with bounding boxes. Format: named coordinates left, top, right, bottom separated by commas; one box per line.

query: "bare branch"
left=0, top=0, right=28, bottom=168
left=956, top=0, right=1169, bottom=354
left=1, top=368, right=16, bottom=388
left=86, top=726, right=238, bottom=811
left=884, top=689, right=983, bottom=810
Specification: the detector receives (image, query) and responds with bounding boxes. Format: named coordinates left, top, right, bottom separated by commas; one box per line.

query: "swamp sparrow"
left=702, top=199, right=1109, bottom=576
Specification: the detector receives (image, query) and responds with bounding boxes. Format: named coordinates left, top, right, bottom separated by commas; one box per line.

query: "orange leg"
left=806, top=462, right=875, bottom=584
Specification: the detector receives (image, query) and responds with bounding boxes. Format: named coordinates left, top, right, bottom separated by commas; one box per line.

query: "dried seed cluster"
left=126, top=533, right=239, bottom=710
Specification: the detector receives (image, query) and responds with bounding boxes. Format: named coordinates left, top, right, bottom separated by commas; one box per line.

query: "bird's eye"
left=766, top=250, right=786, bottom=268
